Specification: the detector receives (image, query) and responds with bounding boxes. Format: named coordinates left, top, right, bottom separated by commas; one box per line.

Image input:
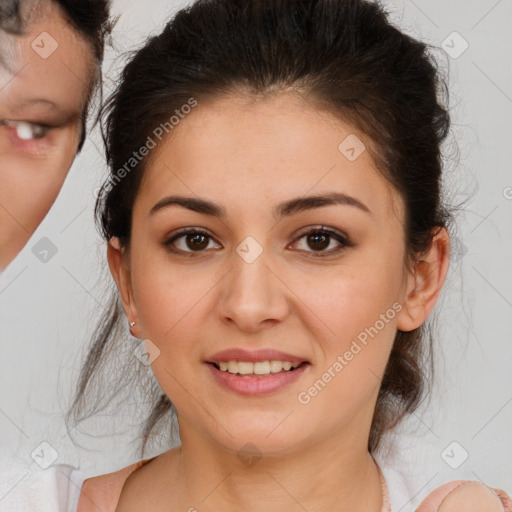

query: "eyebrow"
left=13, top=98, right=73, bottom=117
left=149, top=192, right=371, bottom=219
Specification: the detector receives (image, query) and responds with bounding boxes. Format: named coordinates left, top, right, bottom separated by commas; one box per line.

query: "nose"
left=217, top=245, right=290, bottom=333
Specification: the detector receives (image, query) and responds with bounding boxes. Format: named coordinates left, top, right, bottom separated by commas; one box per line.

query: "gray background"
left=1, top=0, right=511, bottom=504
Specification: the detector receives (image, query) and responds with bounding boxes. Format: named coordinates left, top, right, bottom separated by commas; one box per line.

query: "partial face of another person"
left=110, top=92, right=447, bottom=457
left=0, top=0, right=96, bottom=271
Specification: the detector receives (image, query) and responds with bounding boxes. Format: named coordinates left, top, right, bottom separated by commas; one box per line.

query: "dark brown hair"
left=68, top=0, right=453, bottom=457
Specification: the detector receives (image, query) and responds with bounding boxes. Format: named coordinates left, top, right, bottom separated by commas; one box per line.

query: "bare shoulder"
left=437, top=482, right=504, bottom=512
left=115, top=448, right=180, bottom=512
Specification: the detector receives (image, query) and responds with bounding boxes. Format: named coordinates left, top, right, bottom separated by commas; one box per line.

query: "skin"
left=0, top=0, right=96, bottom=271
left=106, top=92, right=451, bottom=512
left=437, top=483, right=504, bottom=512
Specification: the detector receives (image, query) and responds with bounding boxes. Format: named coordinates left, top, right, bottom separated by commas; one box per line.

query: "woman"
left=66, top=0, right=509, bottom=510
left=0, top=0, right=110, bottom=272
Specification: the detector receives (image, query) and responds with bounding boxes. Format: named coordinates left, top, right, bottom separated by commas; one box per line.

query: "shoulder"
left=373, top=434, right=511, bottom=512
left=0, top=463, right=84, bottom=512
left=77, top=458, right=155, bottom=512
left=417, top=480, right=512, bottom=512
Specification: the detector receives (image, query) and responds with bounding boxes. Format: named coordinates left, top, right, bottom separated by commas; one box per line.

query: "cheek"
left=288, top=260, right=402, bottom=407
left=291, top=271, right=402, bottom=430
left=130, top=254, right=210, bottom=342
left=131, top=264, right=211, bottom=412
left=291, top=256, right=403, bottom=343
left=0, top=155, right=72, bottom=227
left=0, top=156, right=70, bottom=254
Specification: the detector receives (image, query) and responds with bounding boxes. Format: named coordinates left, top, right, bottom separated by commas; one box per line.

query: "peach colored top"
left=77, top=457, right=512, bottom=512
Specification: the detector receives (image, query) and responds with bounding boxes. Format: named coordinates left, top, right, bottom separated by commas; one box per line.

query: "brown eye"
left=185, top=233, right=209, bottom=251
left=292, top=227, right=353, bottom=257
left=306, top=232, right=330, bottom=251
left=163, top=228, right=220, bottom=255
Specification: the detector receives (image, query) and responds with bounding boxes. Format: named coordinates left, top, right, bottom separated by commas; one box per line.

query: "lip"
left=206, top=348, right=308, bottom=364
left=205, top=361, right=310, bottom=396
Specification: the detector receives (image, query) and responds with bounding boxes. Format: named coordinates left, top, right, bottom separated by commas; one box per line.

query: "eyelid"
left=293, top=224, right=350, bottom=242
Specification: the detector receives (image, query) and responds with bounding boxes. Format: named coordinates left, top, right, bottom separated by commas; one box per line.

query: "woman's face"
left=112, top=92, right=439, bottom=456
left=0, top=0, right=96, bottom=270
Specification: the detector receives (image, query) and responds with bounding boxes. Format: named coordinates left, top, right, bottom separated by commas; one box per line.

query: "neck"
left=163, top=425, right=383, bottom=512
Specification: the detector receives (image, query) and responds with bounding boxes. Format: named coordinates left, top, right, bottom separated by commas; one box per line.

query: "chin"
left=207, top=414, right=311, bottom=457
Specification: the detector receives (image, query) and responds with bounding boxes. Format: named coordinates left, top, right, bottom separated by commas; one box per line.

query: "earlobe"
left=107, top=237, right=140, bottom=336
left=396, top=228, right=450, bottom=332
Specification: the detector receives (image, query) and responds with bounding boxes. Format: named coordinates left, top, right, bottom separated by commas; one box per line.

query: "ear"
left=107, top=237, right=141, bottom=338
left=397, top=227, right=450, bottom=332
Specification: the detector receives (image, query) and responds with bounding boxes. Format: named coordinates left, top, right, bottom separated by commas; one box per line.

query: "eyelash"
left=163, top=226, right=353, bottom=258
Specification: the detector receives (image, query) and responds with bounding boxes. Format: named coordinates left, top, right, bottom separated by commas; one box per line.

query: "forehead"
left=0, top=0, right=97, bottom=114
left=140, top=92, right=404, bottom=223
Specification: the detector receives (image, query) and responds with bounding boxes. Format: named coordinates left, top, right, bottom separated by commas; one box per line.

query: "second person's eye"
left=1, top=120, right=52, bottom=141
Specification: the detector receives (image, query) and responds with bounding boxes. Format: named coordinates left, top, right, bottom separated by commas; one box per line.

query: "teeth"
left=215, top=360, right=301, bottom=375
left=269, top=360, right=283, bottom=373
left=253, top=361, right=270, bottom=375
left=238, top=361, right=253, bottom=375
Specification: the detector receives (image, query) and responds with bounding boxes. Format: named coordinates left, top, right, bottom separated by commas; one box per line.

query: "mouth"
left=208, top=360, right=308, bottom=377
left=204, top=348, right=310, bottom=394
left=205, top=358, right=310, bottom=396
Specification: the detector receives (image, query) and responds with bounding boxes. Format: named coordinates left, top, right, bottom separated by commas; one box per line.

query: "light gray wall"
left=1, top=0, right=511, bottom=496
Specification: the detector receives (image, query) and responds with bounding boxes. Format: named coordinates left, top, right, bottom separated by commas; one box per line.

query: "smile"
left=214, top=360, right=302, bottom=376
left=206, top=361, right=310, bottom=395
